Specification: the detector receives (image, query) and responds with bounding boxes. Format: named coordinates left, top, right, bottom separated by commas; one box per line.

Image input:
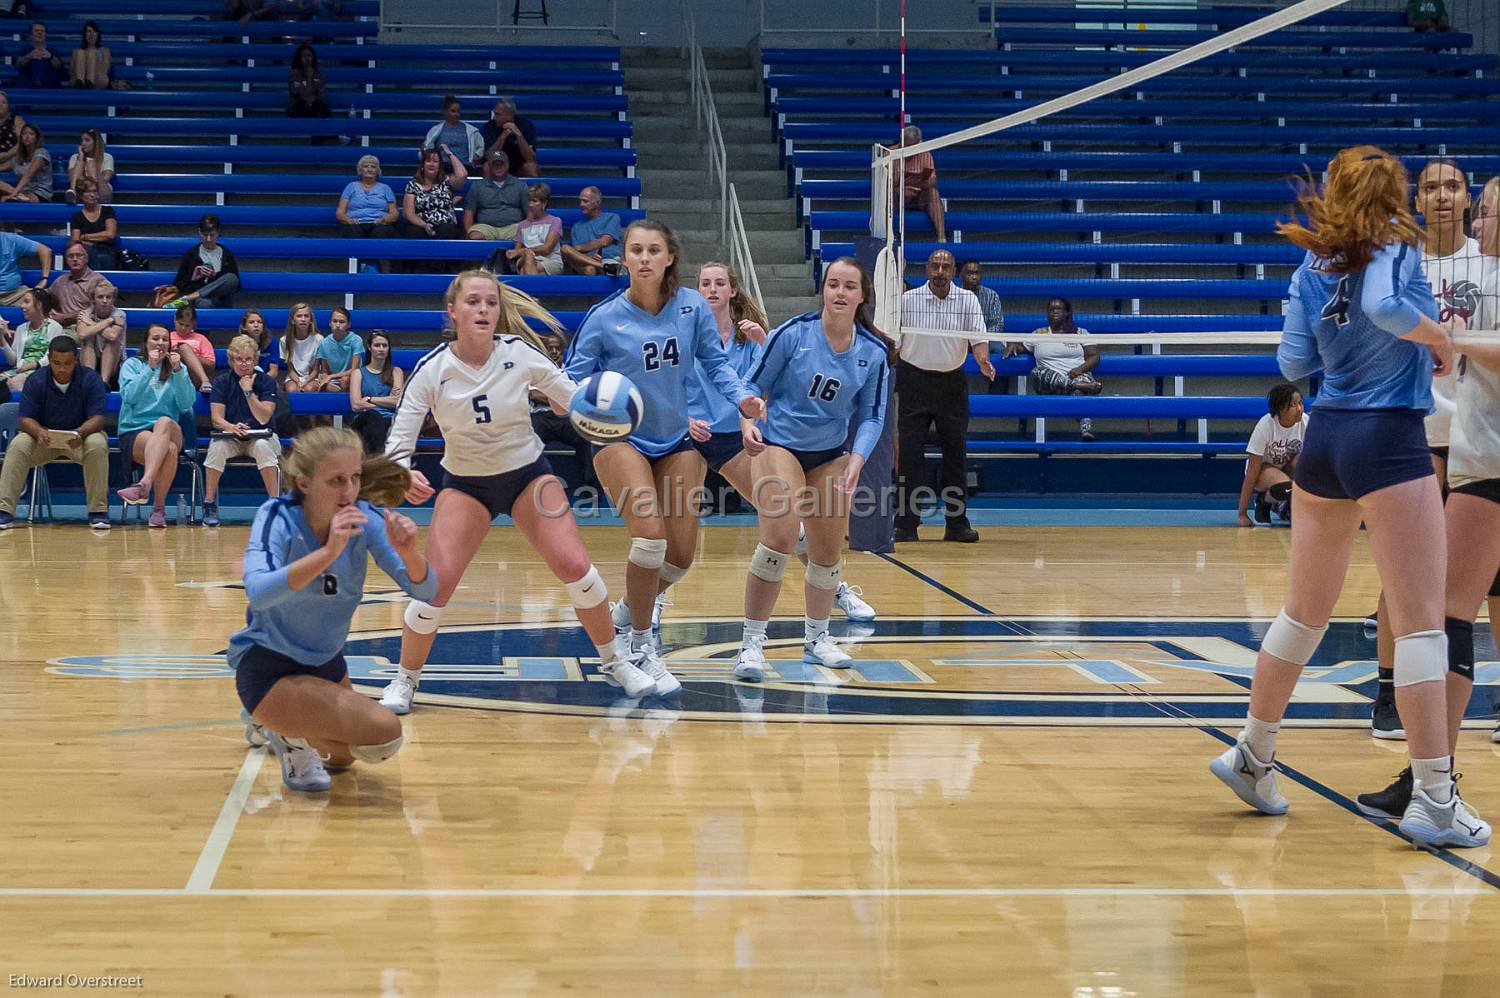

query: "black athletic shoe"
left=1253, top=492, right=1272, bottom=525
left=1273, top=499, right=1291, bottom=524
left=893, top=527, right=919, bottom=543
left=1371, top=690, right=1405, bottom=741
left=1356, top=766, right=1413, bottom=820
left=943, top=524, right=979, bottom=543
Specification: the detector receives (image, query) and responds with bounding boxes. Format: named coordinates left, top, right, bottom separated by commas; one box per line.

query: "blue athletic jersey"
left=747, top=312, right=890, bottom=459
left=229, top=497, right=438, bottom=668
left=688, top=333, right=762, bottom=434
left=564, top=287, right=752, bottom=457
left=1280, top=242, right=1438, bottom=412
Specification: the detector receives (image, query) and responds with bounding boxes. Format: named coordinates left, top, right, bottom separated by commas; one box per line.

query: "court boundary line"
left=0, top=886, right=1490, bottom=899
left=185, top=747, right=266, bottom=893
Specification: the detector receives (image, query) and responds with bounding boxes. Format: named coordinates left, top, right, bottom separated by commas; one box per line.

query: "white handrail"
left=727, top=183, right=766, bottom=317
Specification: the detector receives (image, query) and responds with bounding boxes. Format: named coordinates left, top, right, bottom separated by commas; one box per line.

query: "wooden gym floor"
left=0, top=521, right=1496, bottom=995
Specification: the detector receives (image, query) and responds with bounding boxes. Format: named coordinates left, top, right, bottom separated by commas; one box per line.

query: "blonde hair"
left=444, top=269, right=562, bottom=353
left=281, top=302, right=321, bottom=366
left=227, top=334, right=258, bottom=357
left=281, top=426, right=410, bottom=507
left=1276, top=145, right=1421, bottom=274
left=697, top=260, right=769, bottom=346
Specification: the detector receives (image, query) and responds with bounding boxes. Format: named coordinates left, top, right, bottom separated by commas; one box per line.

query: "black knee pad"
left=1445, top=616, right=1475, bottom=681
left=1268, top=481, right=1292, bottom=503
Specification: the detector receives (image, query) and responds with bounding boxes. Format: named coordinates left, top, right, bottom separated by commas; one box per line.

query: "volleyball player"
left=233, top=427, right=433, bottom=793
left=376, top=270, right=655, bottom=714
left=1208, top=146, right=1489, bottom=849
left=564, top=221, right=763, bottom=696
left=733, top=257, right=891, bottom=681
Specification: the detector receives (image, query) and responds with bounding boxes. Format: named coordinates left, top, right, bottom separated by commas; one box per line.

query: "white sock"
left=743, top=618, right=768, bottom=643
left=1241, top=714, right=1279, bottom=763
left=1412, top=755, right=1454, bottom=804
left=594, top=635, right=623, bottom=666
left=629, top=627, right=652, bottom=652
left=398, top=667, right=422, bottom=687
left=805, top=616, right=830, bottom=644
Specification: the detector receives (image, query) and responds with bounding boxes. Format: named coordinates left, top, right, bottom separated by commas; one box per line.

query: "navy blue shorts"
left=117, top=429, right=144, bottom=471
left=1294, top=408, right=1432, bottom=501
left=443, top=455, right=553, bottom=519
left=767, top=441, right=848, bottom=474
left=695, top=432, right=744, bottom=473
left=234, top=643, right=348, bottom=714
left=591, top=433, right=697, bottom=465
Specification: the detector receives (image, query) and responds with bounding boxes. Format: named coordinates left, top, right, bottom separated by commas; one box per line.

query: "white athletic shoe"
left=735, top=633, right=767, bottom=682
left=265, top=730, right=332, bottom=793
left=833, top=582, right=877, bottom=622
left=634, top=645, right=682, bottom=697
left=379, top=674, right=417, bottom=715
left=1209, top=741, right=1288, bottom=815
left=610, top=599, right=631, bottom=632
left=600, top=654, right=656, bottom=698
left=1399, top=783, right=1492, bottom=850
left=240, top=707, right=268, bottom=748
left=652, top=594, right=670, bottom=633
left=803, top=635, right=853, bottom=669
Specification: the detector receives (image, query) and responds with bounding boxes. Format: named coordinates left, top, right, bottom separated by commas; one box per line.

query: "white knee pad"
left=403, top=599, right=445, bottom=635
left=659, top=561, right=689, bottom=585
left=1261, top=609, right=1327, bottom=666
left=1394, top=629, right=1448, bottom=687
left=565, top=565, right=607, bottom=609
left=748, top=543, right=791, bottom=582
left=805, top=559, right=842, bottom=591
left=350, top=735, right=404, bottom=764
left=794, top=523, right=807, bottom=558
left=628, top=536, right=668, bottom=570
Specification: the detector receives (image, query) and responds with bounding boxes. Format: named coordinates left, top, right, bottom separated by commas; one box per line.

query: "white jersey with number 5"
left=384, top=335, right=579, bottom=477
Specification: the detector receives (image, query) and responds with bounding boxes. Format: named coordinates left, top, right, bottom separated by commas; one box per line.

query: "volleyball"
left=568, top=372, right=644, bottom=443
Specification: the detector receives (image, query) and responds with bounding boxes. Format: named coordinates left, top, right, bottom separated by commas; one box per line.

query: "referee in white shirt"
left=895, top=249, right=995, bottom=543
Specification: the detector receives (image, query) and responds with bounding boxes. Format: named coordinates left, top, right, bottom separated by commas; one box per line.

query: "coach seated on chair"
left=0, top=335, right=109, bottom=529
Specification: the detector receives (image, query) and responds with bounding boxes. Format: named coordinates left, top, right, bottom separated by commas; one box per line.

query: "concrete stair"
left=622, top=46, right=819, bottom=320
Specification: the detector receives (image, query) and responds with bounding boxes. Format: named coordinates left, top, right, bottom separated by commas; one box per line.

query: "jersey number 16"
left=807, top=373, right=841, bottom=402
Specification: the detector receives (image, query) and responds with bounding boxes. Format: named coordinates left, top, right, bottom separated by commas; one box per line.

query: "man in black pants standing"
left=894, top=249, right=994, bottom=543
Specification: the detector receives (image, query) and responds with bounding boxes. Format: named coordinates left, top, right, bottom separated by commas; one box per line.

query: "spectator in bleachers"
left=280, top=303, right=323, bottom=394
left=349, top=329, right=403, bottom=455
left=48, top=241, right=103, bottom=334
left=887, top=125, right=945, bottom=243
left=400, top=146, right=467, bottom=241
left=69, top=21, right=117, bottom=91
left=0, top=124, right=52, bottom=202
left=66, top=129, right=113, bottom=204
left=1407, top=0, right=1449, bottom=31
left=286, top=44, right=329, bottom=120
left=561, top=185, right=622, bottom=276
left=168, top=215, right=240, bottom=309
left=13, top=22, right=63, bottom=89
left=170, top=302, right=217, bottom=392
left=505, top=183, right=563, bottom=275
left=0, top=92, right=24, bottom=174
left=1237, top=382, right=1305, bottom=528
left=241, top=309, right=278, bottom=378
left=69, top=179, right=116, bottom=270
left=1008, top=296, right=1102, bottom=442
left=959, top=258, right=1006, bottom=393
left=74, top=279, right=124, bottom=387
left=0, top=221, right=51, bottom=307
left=422, top=95, right=485, bottom=167
left=463, top=149, right=527, bottom=242
left=1475, top=177, right=1500, bottom=258
left=895, top=248, right=993, bottom=544
left=337, top=155, right=399, bottom=243
left=115, top=323, right=196, bottom=528
left=314, top=306, right=363, bottom=393
left=481, top=97, right=539, bottom=179
left=0, top=287, right=62, bottom=396
left=0, top=335, right=109, bottom=530
left=202, top=333, right=280, bottom=528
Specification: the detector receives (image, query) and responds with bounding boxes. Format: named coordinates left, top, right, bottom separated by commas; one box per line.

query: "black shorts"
left=591, top=433, right=697, bottom=465
left=767, top=441, right=848, bottom=474
left=1451, top=477, right=1500, bottom=507
left=1431, top=445, right=1450, bottom=462
left=234, top=643, right=348, bottom=714
left=117, top=429, right=144, bottom=470
left=1293, top=408, right=1432, bottom=501
left=443, top=455, right=553, bottom=520
left=694, top=431, right=744, bottom=473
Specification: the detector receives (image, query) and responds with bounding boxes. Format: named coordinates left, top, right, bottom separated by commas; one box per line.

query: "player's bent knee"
left=350, top=735, right=404, bottom=764
left=627, top=536, right=668, bottom=570
left=1393, top=629, right=1448, bottom=687
left=403, top=599, right=445, bottom=634
left=1444, top=616, right=1475, bottom=681
left=565, top=565, right=607, bottom=609
left=749, top=543, right=791, bottom=583
left=1261, top=609, right=1327, bottom=666
left=805, top=559, right=842, bottom=591
left=659, top=561, right=689, bottom=585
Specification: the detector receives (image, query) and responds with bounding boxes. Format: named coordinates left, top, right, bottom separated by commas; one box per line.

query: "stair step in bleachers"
left=20, top=114, right=631, bottom=142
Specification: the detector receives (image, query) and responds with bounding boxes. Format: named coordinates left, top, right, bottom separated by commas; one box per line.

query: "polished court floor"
left=1, top=521, right=1496, bottom=995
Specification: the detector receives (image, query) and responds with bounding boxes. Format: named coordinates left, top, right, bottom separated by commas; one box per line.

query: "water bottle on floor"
left=176, top=494, right=188, bottom=526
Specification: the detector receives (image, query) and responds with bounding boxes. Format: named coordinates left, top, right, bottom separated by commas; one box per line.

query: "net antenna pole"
left=871, top=0, right=907, bottom=336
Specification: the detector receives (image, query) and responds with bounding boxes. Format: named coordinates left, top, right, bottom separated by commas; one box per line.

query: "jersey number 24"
left=642, top=337, right=680, bottom=372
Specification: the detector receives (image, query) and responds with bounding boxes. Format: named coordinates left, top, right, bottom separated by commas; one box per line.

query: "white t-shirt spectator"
left=1421, top=238, right=1497, bottom=446
left=1245, top=411, right=1309, bottom=471
left=67, top=151, right=114, bottom=177
left=1025, top=328, right=1089, bottom=377
left=518, top=213, right=562, bottom=258
left=285, top=333, right=323, bottom=380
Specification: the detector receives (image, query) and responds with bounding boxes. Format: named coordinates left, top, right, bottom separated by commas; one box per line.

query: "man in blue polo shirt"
left=0, top=224, right=54, bottom=306
left=0, top=336, right=109, bottom=528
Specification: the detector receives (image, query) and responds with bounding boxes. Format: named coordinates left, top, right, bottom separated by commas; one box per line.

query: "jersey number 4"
left=807, top=373, right=841, bottom=402
left=472, top=395, right=492, bottom=424
left=1322, top=275, right=1353, bottom=328
left=642, top=337, right=680, bottom=372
